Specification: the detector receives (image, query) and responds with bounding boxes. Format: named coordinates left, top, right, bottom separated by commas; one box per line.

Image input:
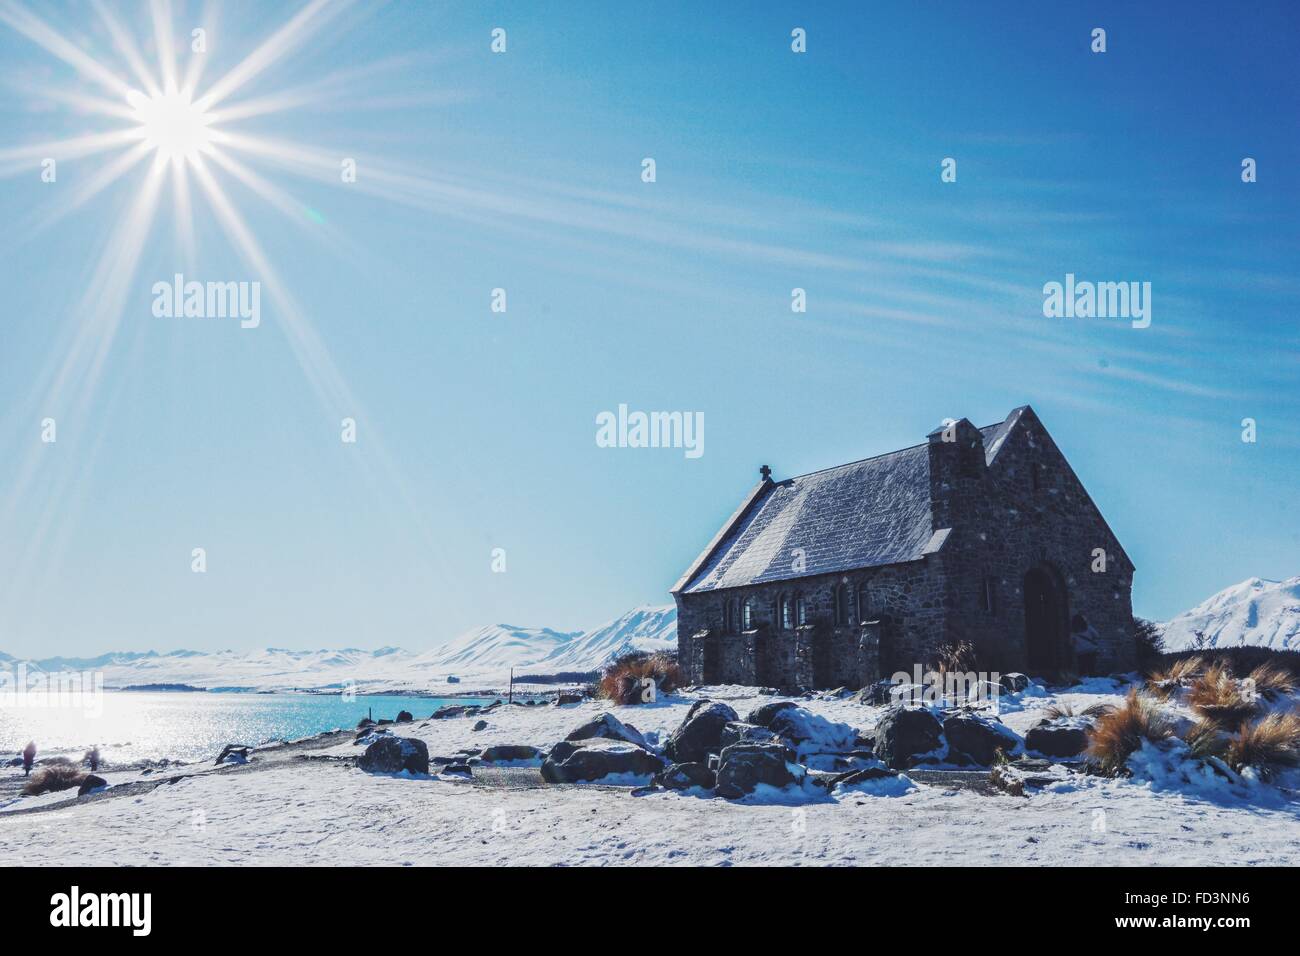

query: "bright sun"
left=126, top=87, right=215, bottom=164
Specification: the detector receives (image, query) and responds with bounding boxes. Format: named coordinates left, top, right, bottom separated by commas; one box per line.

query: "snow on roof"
left=681, top=441, right=936, bottom=593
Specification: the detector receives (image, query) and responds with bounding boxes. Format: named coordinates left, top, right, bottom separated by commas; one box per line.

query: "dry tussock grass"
left=1245, top=662, right=1295, bottom=700
left=1225, top=711, right=1300, bottom=781
left=598, top=651, right=683, bottom=705
left=22, top=764, right=88, bottom=796
left=1085, top=688, right=1175, bottom=777
left=1188, top=662, right=1260, bottom=723
left=1147, top=655, right=1205, bottom=698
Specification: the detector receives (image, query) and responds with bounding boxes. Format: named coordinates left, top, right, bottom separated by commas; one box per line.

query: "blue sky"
left=1, top=0, right=1297, bottom=657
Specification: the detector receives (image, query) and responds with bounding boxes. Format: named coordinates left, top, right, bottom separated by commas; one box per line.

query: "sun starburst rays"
left=0, top=0, right=463, bottom=633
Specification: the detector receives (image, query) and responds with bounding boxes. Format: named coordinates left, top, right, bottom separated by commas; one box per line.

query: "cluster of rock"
left=351, top=684, right=1097, bottom=798
left=871, top=704, right=1023, bottom=769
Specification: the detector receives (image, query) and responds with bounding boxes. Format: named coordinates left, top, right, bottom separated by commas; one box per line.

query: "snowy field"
left=2, top=680, right=1297, bottom=866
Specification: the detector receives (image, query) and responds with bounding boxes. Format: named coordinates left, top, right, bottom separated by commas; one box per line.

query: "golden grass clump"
left=22, top=764, right=88, bottom=796
left=598, top=651, right=683, bottom=705
left=1146, top=655, right=1205, bottom=698
left=1187, top=662, right=1259, bottom=723
left=1224, top=711, right=1300, bottom=781
left=1245, top=662, right=1296, bottom=701
left=1184, top=718, right=1229, bottom=762
left=933, top=640, right=978, bottom=675
left=1085, top=688, right=1175, bottom=777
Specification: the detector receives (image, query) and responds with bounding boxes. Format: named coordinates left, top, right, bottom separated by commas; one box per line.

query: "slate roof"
left=677, top=407, right=1031, bottom=595
left=679, top=442, right=936, bottom=594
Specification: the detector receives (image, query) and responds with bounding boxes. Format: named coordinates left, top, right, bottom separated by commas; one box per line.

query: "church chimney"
left=926, top=417, right=986, bottom=529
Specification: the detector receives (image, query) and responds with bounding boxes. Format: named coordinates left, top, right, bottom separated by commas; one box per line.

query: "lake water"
left=0, top=691, right=498, bottom=766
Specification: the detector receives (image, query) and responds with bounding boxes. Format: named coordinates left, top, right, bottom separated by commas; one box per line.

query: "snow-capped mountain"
left=1162, top=576, right=1300, bottom=651
left=0, top=605, right=679, bottom=691
left=422, top=624, right=580, bottom=671
left=539, top=605, right=677, bottom=671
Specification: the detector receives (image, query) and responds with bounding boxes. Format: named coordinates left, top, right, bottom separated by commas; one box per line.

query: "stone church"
left=671, top=406, right=1135, bottom=689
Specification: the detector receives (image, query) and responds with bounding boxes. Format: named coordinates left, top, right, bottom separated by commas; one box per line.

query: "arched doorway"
left=1023, top=565, right=1069, bottom=674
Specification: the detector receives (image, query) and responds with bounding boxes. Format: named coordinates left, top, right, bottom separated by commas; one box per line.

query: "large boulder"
left=942, top=712, right=1022, bottom=766
left=395, top=710, right=414, bottom=723
left=655, top=762, right=716, bottom=791
left=853, top=681, right=899, bottom=706
left=541, top=738, right=665, bottom=784
left=478, top=745, right=544, bottom=764
left=767, top=706, right=857, bottom=756
left=663, top=700, right=738, bottom=764
left=872, top=705, right=943, bottom=769
left=719, top=722, right=780, bottom=750
left=744, top=699, right=798, bottom=727
left=715, top=742, right=800, bottom=798
left=1024, top=717, right=1091, bottom=758
left=77, top=774, right=108, bottom=796
left=358, top=736, right=429, bottom=775
left=565, top=713, right=648, bottom=749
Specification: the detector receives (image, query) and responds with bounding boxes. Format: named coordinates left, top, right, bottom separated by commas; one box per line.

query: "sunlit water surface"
left=0, top=692, right=493, bottom=766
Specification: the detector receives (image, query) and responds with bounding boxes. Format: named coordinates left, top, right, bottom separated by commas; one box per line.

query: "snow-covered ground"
left=2, top=679, right=1296, bottom=866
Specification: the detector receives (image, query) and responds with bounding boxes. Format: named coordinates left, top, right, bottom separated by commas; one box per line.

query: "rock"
left=1024, top=718, right=1090, bottom=758
left=719, top=722, right=780, bottom=750
left=715, top=742, right=800, bottom=798
left=828, top=764, right=895, bottom=790
left=478, top=745, right=544, bottom=763
left=999, top=673, right=1031, bottom=694
left=547, top=740, right=582, bottom=763
left=395, top=710, right=414, bottom=723
left=540, top=738, right=666, bottom=783
left=472, top=720, right=488, bottom=732
left=554, top=693, right=583, bottom=706
left=855, top=681, right=922, bottom=705
left=432, top=704, right=481, bottom=720
left=655, top=762, right=716, bottom=791
left=358, top=736, right=429, bottom=775
left=376, top=719, right=394, bottom=726
left=872, top=705, right=943, bottom=769
left=745, top=699, right=799, bottom=727
left=77, top=774, right=108, bottom=796
left=565, top=713, right=649, bottom=749
left=356, top=717, right=375, bottom=729
left=214, top=744, right=251, bottom=766
left=440, top=763, right=472, bottom=777
left=663, top=700, right=738, bottom=764
left=991, top=758, right=1070, bottom=796
left=767, top=706, right=858, bottom=755
left=942, top=712, right=1022, bottom=766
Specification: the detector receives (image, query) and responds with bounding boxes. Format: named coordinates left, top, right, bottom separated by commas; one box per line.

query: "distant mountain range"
left=1161, top=577, right=1300, bottom=652
left=6, top=577, right=1294, bottom=693
left=0, top=605, right=678, bottom=692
